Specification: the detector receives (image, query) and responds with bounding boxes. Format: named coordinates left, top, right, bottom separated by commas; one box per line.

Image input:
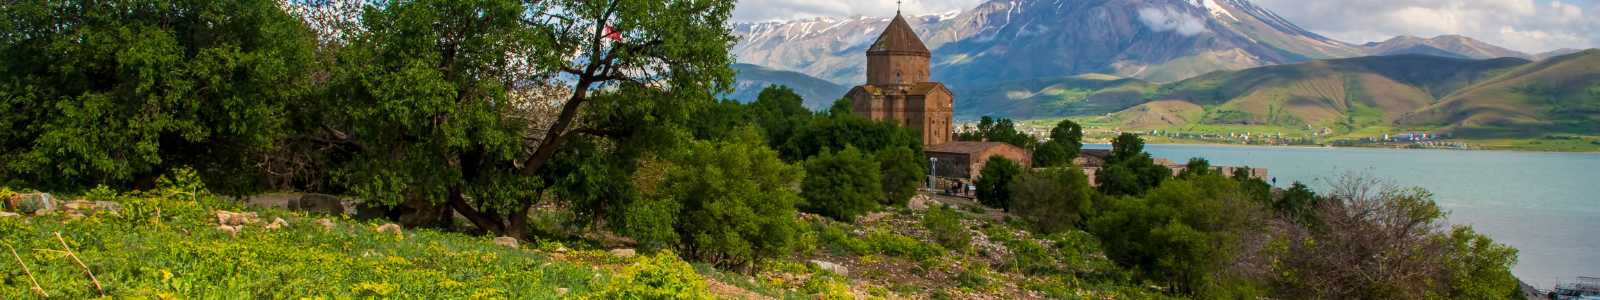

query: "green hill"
left=951, top=75, right=1159, bottom=120
left=1398, top=50, right=1600, bottom=138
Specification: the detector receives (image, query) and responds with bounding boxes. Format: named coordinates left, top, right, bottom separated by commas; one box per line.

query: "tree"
left=801, top=146, right=882, bottom=222
left=0, top=0, right=315, bottom=193
left=1109, top=133, right=1146, bottom=162
left=1274, top=182, right=1318, bottom=223
left=1231, top=167, right=1272, bottom=203
left=748, top=85, right=814, bottom=148
left=1011, top=167, right=1095, bottom=234
left=1087, top=175, right=1271, bottom=297
left=780, top=114, right=922, bottom=162
left=638, top=128, right=803, bottom=269
left=957, top=116, right=1036, bottom=150
left=319, top=0, right=739, bottom=238
left=828, top=98, right=853, bottom=116
left=876, top=147, right=926, bottom=207
left=1034, top=119, right=1085, bottom=167
left=1099, top=134, right=1169, bottom=196
left=1180, top=158, right=1214, bottom=179
left=976, top=156, right=1025, bottom=211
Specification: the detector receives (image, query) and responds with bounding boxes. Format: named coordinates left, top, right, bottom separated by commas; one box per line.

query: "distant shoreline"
left=1081, top=140, right=1600, bottom=154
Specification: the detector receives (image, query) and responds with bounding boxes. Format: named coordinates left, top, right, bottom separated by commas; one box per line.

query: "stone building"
left=925, top=142, right=1033, bottom=180
left=844, top=12, right=954, bottom=146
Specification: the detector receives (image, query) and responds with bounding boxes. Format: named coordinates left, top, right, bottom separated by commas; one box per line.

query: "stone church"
left=845, top=12, right=1031, bottom=183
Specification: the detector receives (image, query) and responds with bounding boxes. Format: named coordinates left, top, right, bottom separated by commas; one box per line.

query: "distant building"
left=926, top=142, right=1033, bottom=180
left=1075, top=149, right=1267, bottom=186
left=843, top=12, right=954, bottom=147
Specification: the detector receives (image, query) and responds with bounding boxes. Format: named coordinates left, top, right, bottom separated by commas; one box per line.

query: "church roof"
left=868, top=14, right=930, bottom=55
left=926, top=141, right=1021, bottom=155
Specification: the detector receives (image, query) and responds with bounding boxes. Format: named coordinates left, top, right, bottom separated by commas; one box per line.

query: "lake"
left=1084, top=143, right=1600, bottom=289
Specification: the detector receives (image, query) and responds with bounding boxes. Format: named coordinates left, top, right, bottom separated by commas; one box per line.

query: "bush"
left=923, top=206, right=971, bottom=251
left=1010, top=167, right=1094, bottom=234
left=976, top=156, right=1024, bottom=210
left=864, top=230, right=944, bottom=261
left=801, top=146, right=883, bottom=222
left=876, top=147, right=926, bottom=207
left=592, top=251, right=714, bottom=300
left=649, top=128, right=804, bottom=269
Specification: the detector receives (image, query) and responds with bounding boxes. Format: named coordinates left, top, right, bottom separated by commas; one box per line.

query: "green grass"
left=0, top=185, right=618, bottom=298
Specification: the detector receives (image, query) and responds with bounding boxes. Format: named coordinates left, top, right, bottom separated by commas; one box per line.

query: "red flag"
left=603, top=25, right=622, bottom=41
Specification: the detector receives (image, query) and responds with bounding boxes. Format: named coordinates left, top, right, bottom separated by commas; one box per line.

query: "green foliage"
left=1087, top=175, right=1266, bottom=297
left=1231, top=167, right=1273, bottom=203
left=1010, top=167, right=1095, bottom=234
left=781, top=113, right=923, bottom=162
left=592, top=251, right=715, bottom=300
left=0, top=185, right=605, bottom=298
left=0, top=0, right=315, bottom=193
left=827, top=98, right=854, bottom=117
left=863, top=230, right=945, bottom=261
left=923, top=206, right=972, bottom=251
left=1099, top=134, right=1170, bottom=196
left=1034, top=120, right=1085, bottom=167
left=748, top=85, right=816, bottom=147
left=975, top=156, right=1025, bottom=211
left=876, top=147, right=926, bottom=207
left=1274, top=182, right=1318, bottom=223
left=1440, top=227, right=1520, bottom=300
left=958, top=116, right=1037, bottom=149
left=1179, top=158, right=1214, bottom=179
left=648, top=128, right=803, bottom=268
left=801, top=147, right=882, bottom=222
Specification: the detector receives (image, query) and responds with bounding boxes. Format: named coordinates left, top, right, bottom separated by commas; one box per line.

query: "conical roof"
left=868, top=13, right=930, bottom=55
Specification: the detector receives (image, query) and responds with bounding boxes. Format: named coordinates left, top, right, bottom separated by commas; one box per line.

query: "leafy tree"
left=0, top=0, right=315, bottom=193
left=876, top=147, right=926, bottom=207
left=1087, top=175, right=1269, bottom=297
left=687, top=99, right=752, bottom=140
left=1034, top=119, right=1085, bottom=167
left=320, top=0, right=738, bottom=238
left=1274, top=182, right=1318, bottom=223
left=976, top=156, right=1025, bottom=211
left=1099, top=134, right=1170, bottom=196
left=923, top=206, right=971, bottom=251
left=1231, top=167, right=1272, bottom=203
left=780, top=114, right=922, bottom=162
left=801, top=146, right=882, bottom=222
left=1179, top=158, right=1214, bottom=179
left=641, top=128, right=802, bottom=269
left=1011, top=167, right=1095, bottom=234
left=1441, top=227, right=1520, bottom=300
left=828, top=97, right=853, bottom=116
left=748, top=85, right=814, bottom=148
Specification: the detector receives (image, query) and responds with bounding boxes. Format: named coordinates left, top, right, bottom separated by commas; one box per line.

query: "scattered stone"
left=9, top=193, right=55, bottom=214
left=315, top=218, right=336, bottom=231
left=0, top=212, right=19, bottom=218
left=608, top=248, right=636, bottom=258
left=265, top=218, right=289, bottom=230
left=215, top=210, right=260, bottom=226
left=494, top=236, right=519, bottom=248
left=810, top=260, right=849, bottom=276
left=857, top=212, right=891, bottom=224
left=554, top=246, right=569, bottom=253
left=908, top=195, right=930, bottom=211
left=93, top=201, right=122, bottom=213
left=293, top=193, right=346, bottom=215
left=216, top=224, right=241, bottom=236
left=376, top=223, right=403, bottom=235
left=556, top=288, right=569, bottom=296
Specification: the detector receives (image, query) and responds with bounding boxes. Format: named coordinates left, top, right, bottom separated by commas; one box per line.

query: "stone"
left=608, top=248, right=636, bottom=258
left=315, top=218, right=336, bottom=231
left=810, top=260, right=849, bottom=276
left=908, top=195, right=930, bottom=211
left=265, top=218, right=289, bottom=230
left=0, top=212, right=19, bottom=218
left=494, top=236, right=519, bottom=248
left=93, top=201, right=122, bottom=213
left=10, top=193, right=55, bottom=214
left=216, top=224, right=241, bottom=236
left=215, top=210, right=260, bottom=226
left=376, top=223, right=403, bottom=235
left=555, top=288, right=569, bottom=296
left=293, top=193, right=346, bottom=215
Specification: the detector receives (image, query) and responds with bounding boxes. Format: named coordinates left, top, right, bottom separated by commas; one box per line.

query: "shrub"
left=801, top=146, right=883, bottom=222
left=650, top=128, right=804, bottom=269
left=976, top=156, right=1024, bottom=210
left=1010, top=167, right=1095, bottom=234
left=593, top=251, right=713, bottom=300
left=876, top=147, right=926, bottom=207
left=923, top=206, right=971, bottom=251
left=864, top=230, right=944, bottom=261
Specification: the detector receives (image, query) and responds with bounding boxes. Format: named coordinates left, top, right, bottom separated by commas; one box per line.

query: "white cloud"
left=1250, top=0, right=1598, bottom=53
left=1138, top=6, right=1210, bottom=36
left=732, top=0, right=983, bottom=22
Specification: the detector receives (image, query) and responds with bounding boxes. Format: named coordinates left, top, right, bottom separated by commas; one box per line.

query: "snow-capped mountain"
left=730, top=0, right=1521, bottom=86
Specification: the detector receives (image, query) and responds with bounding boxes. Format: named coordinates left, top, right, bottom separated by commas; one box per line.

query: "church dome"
left=867, top=13, right=930, bottom=56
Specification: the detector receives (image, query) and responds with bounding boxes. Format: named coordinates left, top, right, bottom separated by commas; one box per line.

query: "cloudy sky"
left=730, top=0, right=1600, bottom=53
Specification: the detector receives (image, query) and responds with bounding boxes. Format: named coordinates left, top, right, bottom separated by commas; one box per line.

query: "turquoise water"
left=1085, top=144, right=1600, bottom=288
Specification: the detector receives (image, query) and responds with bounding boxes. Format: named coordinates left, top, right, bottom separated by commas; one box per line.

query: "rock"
left=216, top=224, right=241, bottom=236
left=93, top=201, right=122, bottom=213
left=0, top=212, right=19, bottom=218
left=376, top=223, right=403, bottom=235
left=265, top=218, right=289, bottom=230
left=556, top=288, right=569, bottom=296
left=494, top=236, right=519, bottom=248
left=554, top=246, right=569, bottom=253
left=908, top=195, right=930, bottom=211
left=9, top=193, right=55, bottom=214
left=608, top=248, right=636, bottom=258
left=63, top=200, right=96, bottom=211
left=293, top=193, right=347, bottom=215
left=215, top=210, right=260, bottom=226
left=810, top=260, right=849, bottom=276
left=315, top=218, right=336, bottom=231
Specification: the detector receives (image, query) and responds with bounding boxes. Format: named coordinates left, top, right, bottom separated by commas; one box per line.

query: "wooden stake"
left=4, top=242, right=47, bottom=297
left=54, top=232, right=104, bottom=295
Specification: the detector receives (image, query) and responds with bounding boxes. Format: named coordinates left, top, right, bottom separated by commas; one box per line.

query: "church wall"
left=866, top=54, right=930, bottom=86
